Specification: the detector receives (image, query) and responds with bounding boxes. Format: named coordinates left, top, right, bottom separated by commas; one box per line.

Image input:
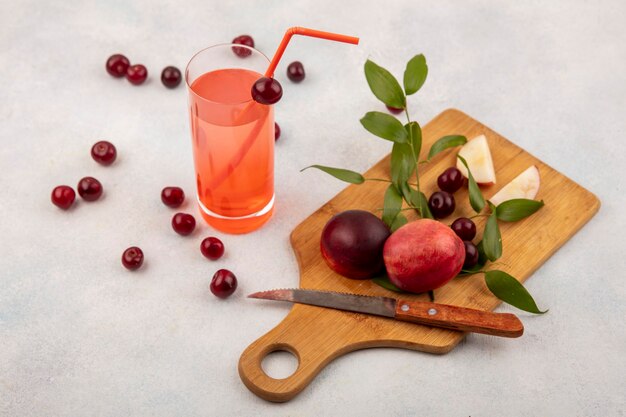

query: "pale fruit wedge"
left=456, top=134, right=496, bottom=185
left=489, top=165, right=541, bottom=206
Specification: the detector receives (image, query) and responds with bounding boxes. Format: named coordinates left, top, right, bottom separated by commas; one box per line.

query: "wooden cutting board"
left=238, top=108, right=600, bottom=402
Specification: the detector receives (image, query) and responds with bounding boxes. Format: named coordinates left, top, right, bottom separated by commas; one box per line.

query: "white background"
left=1, top=0, right=625, bottom=416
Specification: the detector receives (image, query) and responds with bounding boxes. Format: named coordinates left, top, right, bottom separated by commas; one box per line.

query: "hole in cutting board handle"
left=261, top=347, right=300, bottom=380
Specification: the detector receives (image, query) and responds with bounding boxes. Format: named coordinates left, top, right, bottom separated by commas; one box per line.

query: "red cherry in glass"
left=161, top=66, right=181, bottom=88
left=251, top=77, right=282, bottom=105
left=437, top=167, right=464, bottom=193
left=286, top=61, right=305, bottom=82
left=428, top=191, right=455, bottom=219
left=232, top=35, right=254, bottom=57
left=463, top=241, right=479, bottom=268
left=451, top=217, right=477, bottom=241
left=122, top=246, right=144, bottom=270
left=171, top=212, right=196, bottom=235
left=51, top=185, right=76, bottom=210
left=126, top=64, right=148, bottom=85
left=106, top=54, right=130, bottom=77
left=210, top=269, right=238, bottom=298
left=274, top=122, right=281, bottom=141
left=77, top=177, right=103, bottom=201
left=91, top=141, right=117, bottom=166
left=386, top=105, right=404, bottom=114
left=201, top=237, right=225, bottom=261
left=161, top=187, right=185, bottom=208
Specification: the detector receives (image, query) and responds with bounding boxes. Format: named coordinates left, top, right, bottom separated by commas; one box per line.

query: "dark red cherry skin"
left=161, top=66, right=182, bottom=88
left=106, top=54, right=130, bottom=77
left=386, top=105, right=404, bottom=114
left=210, top=269, right=237, bottom=298
left=91, top=141, right=117, bottom=165
left=274, top=122, right=281, bottom=141
left=251, top=77, right=283, bottom=105
left=200, top=237, right=225, bottom=260
left=77, top=177, right=103, bottom=201
left=463, top=241, right=479, bottom=268
left=122, top=246, right=144, bottom=270
left=161, top=187, right=185, bottom=208
left=126, top=64, right=148, bottom=85
left=428, top=191, right=455, bottom=219
left=171, top=212, right=196, bottom=235
left=451, top=217, right=477, bottom=241
left=51, top=185, right=76, bottom=209
left=232, top=35, right=254, bottom=57
left=437, top=167, right=464, bottom=193
left=286, top=61, right=305, bottom=82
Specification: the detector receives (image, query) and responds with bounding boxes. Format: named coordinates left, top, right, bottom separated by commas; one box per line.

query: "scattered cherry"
left=171, top=212, right=196, bottom=235
left=201, top=237, right=225, bottom=260
left=451, top=217, right=476, bottom=241
left=386, top=105, right=404, bottom=114
left=463, top=241, right=479, bottom=268
left=274, top=122, right=281, bottom=141
left=106, top=54, right=130, bottom=78
left=437, top=167, right=464, bottom=193
left=161, top=66, right=182, bottom=88
left=161, top=187, right=185, bottom=208
left=428, top=191, right=455, bottom=219
left=251, top=77, right=283, bottom=105
left=51, top=185, right=76, bottom=210
left=91, top=141, right=117, bottom=165
left=232, top=35, right=254, bottom=57
left=210, top=269, right=238, bottom=298
left=77, top=177, right=103, bottom=201
left=122, top=246, right=144, bottom=270
left=126, top=64, right=148, bottom=85
left=286, top=61, right=305, bottom=82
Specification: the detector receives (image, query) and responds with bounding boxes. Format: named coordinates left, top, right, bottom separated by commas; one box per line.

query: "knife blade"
left=249, top=288, right=523, bottom=338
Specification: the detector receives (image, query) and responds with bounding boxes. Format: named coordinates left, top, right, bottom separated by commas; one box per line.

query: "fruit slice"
left=456, top=134, right=496, bottom=185
left=489, top=165, right=540, bottom=206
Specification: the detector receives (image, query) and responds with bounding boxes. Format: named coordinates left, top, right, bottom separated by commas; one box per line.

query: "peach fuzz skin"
left=383, top=219, right=465, bottom=293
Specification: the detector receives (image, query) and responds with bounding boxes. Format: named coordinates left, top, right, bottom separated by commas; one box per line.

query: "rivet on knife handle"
left=394, top=300, right=524, bottom=338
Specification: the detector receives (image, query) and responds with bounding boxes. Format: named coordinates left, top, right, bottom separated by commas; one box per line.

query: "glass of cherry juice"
left=185, top=44, right=275, bottom=234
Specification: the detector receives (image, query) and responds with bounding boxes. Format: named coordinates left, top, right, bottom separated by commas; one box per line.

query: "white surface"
left=1, top=0, right=625, bottom=416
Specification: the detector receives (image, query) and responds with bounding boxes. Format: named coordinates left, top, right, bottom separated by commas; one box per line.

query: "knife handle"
left=394, top=300, right=524, bottom=338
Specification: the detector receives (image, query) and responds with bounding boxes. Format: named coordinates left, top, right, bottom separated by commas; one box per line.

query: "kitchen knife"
left=248, top=288, right=523, bottom=338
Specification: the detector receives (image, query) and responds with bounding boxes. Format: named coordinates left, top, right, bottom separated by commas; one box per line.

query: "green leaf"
left=398, top=181, right=413, bottom=204
left=390, top=212, right=408, bottom=232
left=496, top=199, right=545, bottom=222
left=301, top=165, right=364, bottom=184
left=372, top=275, right=405, bottom=293
left=428, top=135, right=467, bottom=160
left=483, top=203, right=502, bottom=261
left=360, top=112, right=408, bottom=143
left=410, top=189, right=433, bottom=219
left=403, top=54, right=428, bottom=95
left=457, top=155, right=485, bottom=213
left=382, top=185, right=403, bottom=228
left=485, top=270, right=547, bottom=314
left=405, top=122, right=422, bottom=161
left=364, top=59, right=406, bottom=109
left=390, top=143, right=414, bottom=189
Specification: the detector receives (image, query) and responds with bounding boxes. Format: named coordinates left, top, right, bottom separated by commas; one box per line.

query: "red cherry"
left=232, top=35, right=254, bottom=57
left=210, top=269, right=238, bottom=298
left=200, top=237, right=225, bottom=260
left=463, top=241, right=479, bottom=268
left=122, top=246, right=144, bottom=270
left=171, top=212, right=196, bottom=235
left=274, top=122, right=281, bottom=141
left=91, top=141, right=117, bottom=165
left=451, top=217, right=477, bottom=241
left=126, top=64, right=148, bottom=85
left=106, top=54, right=130, bottom=77
left=161, top=187, right=185, bottom=208
left=251, top=77, right=282, bottom=105
left=77, top=177, right=103, bottom=201
left=51, top=185, right=76, bottom=209
left=286, top=61, right=305, bottom=82
left=161, top=66, right=181, bottom=88
left=428, top=191, right=455, bottom=219
left=437, top=167, right=464, bottom=193
left=386, top=105, right=404, bottom=114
